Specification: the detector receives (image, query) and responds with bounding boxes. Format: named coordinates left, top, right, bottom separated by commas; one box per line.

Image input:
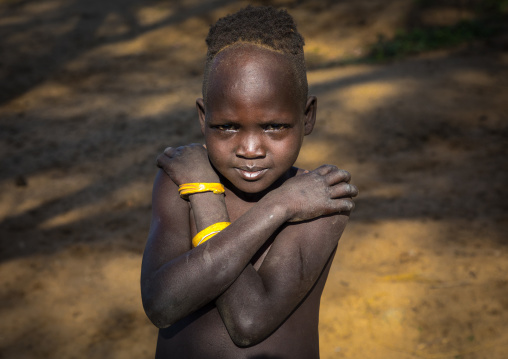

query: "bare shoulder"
left=283, top=212, right=349, bottom=257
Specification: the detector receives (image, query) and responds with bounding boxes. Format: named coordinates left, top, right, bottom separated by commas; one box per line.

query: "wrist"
left=179, top=182, right=224, bottom=199
left=260, top=190, right=292, bottom=223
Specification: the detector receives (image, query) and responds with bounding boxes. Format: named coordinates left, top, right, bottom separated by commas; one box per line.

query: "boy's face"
left=197, top=44, right=316, bottom=194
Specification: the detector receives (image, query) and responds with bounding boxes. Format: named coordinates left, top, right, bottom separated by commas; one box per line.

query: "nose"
left=236, top=131, right=266, bottom=159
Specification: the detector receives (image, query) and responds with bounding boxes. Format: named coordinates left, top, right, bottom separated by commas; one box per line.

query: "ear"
left=196, top=98, right=206, bottom=135
left=303, top=95, right=317, bottom=136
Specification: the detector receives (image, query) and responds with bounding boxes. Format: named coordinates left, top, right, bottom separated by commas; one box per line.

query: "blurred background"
left=0, top=0, right=507, bottom=358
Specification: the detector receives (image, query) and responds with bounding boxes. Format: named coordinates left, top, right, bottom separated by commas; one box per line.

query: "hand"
left=156, top=143, right=220, bottom=185
left=274, top=165, right=358, bottom=222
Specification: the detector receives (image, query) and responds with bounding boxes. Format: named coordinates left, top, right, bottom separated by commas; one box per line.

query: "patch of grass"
left=306, top=0, right=508, bottom=69
left=414, top=0, right=508, bottom=14
left=479, top=0, right=508, bottom=14
left=366, top=19, right=498, bottom=62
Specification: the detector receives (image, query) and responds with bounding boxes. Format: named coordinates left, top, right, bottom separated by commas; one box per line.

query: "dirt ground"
left=1, top=0, right=507, bottom=358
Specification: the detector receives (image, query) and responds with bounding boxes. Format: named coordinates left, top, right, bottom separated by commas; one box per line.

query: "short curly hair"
left=202, top=6, right=308, bottom=105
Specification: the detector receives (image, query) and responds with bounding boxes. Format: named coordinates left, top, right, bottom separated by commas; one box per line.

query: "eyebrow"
left=208, top=113, right=296, bottom=123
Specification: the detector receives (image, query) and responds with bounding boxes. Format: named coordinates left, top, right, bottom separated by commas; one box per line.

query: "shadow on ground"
left=0, top=0, right=507, bottom=358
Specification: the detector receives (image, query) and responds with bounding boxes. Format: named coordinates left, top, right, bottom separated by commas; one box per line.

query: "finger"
left=163, top=146, right=176, bottom=156
left=332, top=198, right=355, bottom=213
left=329, top=182, right=358, bottom=198
left=312, top=164, right=337, bottom=176
left=325, top=168, right=351, bottom=185
left=156, top=153, right=171, bottom=169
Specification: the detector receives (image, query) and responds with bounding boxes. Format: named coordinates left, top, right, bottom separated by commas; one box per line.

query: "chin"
left=218, top=167, right=292, bottom=196
left=229, top=174, right=288, bottom=197
left=218, top=173, right=268, bottom=195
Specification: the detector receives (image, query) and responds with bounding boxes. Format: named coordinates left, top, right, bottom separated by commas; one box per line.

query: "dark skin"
left=141, top=44, right=359, bottom=359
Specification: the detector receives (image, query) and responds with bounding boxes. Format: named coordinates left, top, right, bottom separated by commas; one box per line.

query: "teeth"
left=244, top=171, right=262, bottom=178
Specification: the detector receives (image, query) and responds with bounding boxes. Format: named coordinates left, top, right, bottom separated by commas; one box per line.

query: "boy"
left=141, top=6, right=358, bottom=359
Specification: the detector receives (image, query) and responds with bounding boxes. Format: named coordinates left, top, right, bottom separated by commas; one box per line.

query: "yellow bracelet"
left=178, top=183, right=225, bottom=200
left=192, top=222, right=231, bottom=247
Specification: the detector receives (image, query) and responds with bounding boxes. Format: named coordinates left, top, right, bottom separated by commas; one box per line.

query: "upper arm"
left=216, top=211, right=349, bottom=346
left=141, top=170, right=190, bottom=302
left=259, top=212, right=348, bottom=300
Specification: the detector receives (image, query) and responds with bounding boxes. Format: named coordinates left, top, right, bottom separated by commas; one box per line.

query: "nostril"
left=236, top=139, right=265, bottom=159
left=236, top=151, right=265, bottom=160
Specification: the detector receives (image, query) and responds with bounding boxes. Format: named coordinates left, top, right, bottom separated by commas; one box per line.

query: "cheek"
left=205, top=139, right=230, bottom=168
left=271, top=138, right=301, bottom=167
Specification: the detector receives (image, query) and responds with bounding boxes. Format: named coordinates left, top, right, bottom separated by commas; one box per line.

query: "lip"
left=234, top=166, right=268, bottom=181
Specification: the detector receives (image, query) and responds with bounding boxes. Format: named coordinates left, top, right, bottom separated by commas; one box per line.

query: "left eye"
left=265, top=124, right=289, bottom=131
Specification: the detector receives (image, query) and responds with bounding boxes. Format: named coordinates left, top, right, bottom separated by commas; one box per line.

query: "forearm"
left=143, top=191, right=289, bottom=328
left=190, top=190, right=284, bottom=344
left=215, top=264, right=272, bottom=346
left=188, top=191, right=230, bottom=231
left=215, top=247, right=336, bottom=347
left=215, top=213, right=348, bottom=347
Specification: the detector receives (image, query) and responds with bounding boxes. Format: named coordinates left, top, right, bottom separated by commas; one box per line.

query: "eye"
left=212, top=124, right=238, bottom=132
left=264, top=124, right=290, bottom=131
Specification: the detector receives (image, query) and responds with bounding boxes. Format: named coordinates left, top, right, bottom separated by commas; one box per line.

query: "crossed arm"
left=140, top=145, right=357, bottom=346
left=214, top=213, right=348, bottom=346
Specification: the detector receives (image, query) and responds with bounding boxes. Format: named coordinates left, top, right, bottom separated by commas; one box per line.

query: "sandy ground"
left=1, top=0, right=507, bottom=358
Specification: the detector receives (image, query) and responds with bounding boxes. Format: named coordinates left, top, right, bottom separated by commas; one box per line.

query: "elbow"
left=142, top=296, right=171, bottom=329
left=141, top=290, right=181, bottom=329
left=226, top=315, right=273, bottom=347
left=232, top=335, right=264, bottom=348
left=141, top=270, right=181, bottom=328
left=144, top=311, right=169, bottom=329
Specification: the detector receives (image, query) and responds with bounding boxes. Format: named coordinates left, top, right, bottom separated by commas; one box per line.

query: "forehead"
left=205, top=44, right=302, bottom=109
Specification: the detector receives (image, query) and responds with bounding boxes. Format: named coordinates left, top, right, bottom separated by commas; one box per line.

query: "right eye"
left=212, top=124, right=238, bottom=132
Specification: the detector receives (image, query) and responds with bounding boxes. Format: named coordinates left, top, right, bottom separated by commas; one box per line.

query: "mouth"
left=234, top=166, right=268, bottom=181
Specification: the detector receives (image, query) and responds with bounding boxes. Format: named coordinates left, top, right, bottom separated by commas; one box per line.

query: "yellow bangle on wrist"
left=192, top=222, right=231, bottom=247
left=178, top=183, right=225, bottom=200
